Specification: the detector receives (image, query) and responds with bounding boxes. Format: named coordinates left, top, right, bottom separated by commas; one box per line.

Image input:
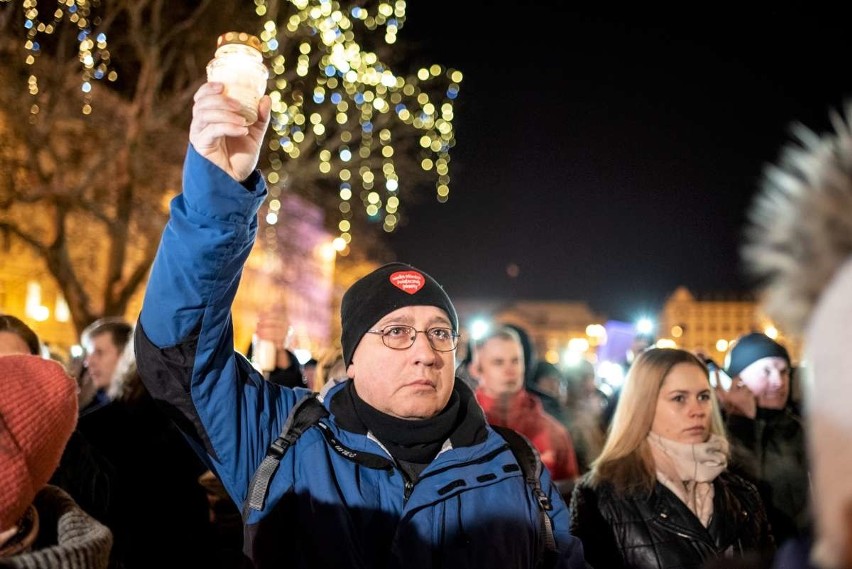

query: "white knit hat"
left=805, top=258, right=852, bottom=568
left=743, top=104, right=852, bottom=568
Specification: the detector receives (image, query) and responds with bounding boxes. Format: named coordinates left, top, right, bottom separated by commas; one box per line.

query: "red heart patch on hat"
left=389, top=270, right=425, bottom=294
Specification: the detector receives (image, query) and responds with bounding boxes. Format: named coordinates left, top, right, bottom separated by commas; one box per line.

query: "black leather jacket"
left=570, top=471, right=775, bottom=569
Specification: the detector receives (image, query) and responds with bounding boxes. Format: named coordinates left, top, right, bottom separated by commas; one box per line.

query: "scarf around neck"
left=648, top=433, right=729, bottom=527
left=347, top=380, right=462, bottom=463
left=0, top=486, right=112, bottom=568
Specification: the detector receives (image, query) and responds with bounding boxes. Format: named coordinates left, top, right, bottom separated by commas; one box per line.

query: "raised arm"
left=138, top=81, right=271, bottom=346
left=136, top=82, right=295, bottom=508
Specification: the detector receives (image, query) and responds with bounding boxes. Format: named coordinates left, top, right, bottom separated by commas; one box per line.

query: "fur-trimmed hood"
left=742, top=104, right=852, bottom=336
left=743, top=103, right=852, bottom=568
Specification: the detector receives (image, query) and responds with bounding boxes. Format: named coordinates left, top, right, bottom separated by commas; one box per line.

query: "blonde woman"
left=570, top=348, right=774, bottom=569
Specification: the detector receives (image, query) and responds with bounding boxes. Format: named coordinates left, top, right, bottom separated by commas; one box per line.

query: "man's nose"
left=767, top=369, right=784, bottom=387
left=410, top=331, right=438, bottom=361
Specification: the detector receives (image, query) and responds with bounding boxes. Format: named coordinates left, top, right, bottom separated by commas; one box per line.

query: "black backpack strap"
left=491, top=425, right=559, bottom=568
left=244, top=392, right=329, bottom=516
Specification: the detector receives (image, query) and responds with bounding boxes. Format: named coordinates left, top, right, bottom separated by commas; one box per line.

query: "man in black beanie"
left=134, top=82, right=586, bottom=569
left=338, top=261, right=460, bottom=420
left=719, top=332, right=809, bottom=546
left=724, top=332, right=792, bottom=411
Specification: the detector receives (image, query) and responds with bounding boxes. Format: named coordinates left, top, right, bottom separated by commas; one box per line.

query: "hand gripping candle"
left=206, top=32, right=269, bottom=125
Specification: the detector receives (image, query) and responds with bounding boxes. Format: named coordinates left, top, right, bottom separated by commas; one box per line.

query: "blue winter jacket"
left=135, top=145, right=586, bottom=569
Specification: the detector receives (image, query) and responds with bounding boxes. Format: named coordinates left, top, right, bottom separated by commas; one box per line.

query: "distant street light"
left=636, top=317, right=655, bottom=336
left=469, top=319, right=490, bottom=342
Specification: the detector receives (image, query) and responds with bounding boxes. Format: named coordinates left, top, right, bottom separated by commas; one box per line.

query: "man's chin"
left=394, top=408, right=440, bottom=420
left=389, top=395, right=444, bottom=420
left=759, top=395, right=787, bottom=409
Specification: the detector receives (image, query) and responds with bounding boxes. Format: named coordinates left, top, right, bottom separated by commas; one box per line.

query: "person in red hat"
left=0, top=354, right=112, bottom=565
left=1, top=314, right=117, bottom=536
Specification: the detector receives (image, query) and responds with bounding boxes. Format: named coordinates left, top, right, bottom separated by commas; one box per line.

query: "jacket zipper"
left=367, top=433, right=418, bottom=503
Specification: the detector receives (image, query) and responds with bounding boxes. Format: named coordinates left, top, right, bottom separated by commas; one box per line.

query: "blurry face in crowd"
left=738, top=356, right=790, bottom=410
left=84, top=332, right=123, bottom=390
left=474, top=336, right=525, bottom=398
left=0, top=332, right=31, bottom=355
left=536, top=372, right=565, bottom=401
left=580, top=373, right=598, bottom=397
left=303, top=364, right=317, bottom=390
left=651, top=362, right=713, bottom=444
left=347, top=305, right=456, bottom=420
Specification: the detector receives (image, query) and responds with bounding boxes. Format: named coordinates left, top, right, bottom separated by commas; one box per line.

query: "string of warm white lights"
left=256, top=0, right=461, bottom=256
left=7, top=0, right=461, bottom=254
left=13, top=0, right=114, bottom=117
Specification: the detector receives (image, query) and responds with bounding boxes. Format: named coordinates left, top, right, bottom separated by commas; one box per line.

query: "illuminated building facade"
left=453, top=299, right=606, bottom=367
left=658, top=286, right=802, bottom=364
left=0, top=239, right=82, bottom=358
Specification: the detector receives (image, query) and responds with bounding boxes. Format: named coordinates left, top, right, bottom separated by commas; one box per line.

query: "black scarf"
left=330, top=379, right=488, bottom=461
left=344, top=380, right=460, bottom=463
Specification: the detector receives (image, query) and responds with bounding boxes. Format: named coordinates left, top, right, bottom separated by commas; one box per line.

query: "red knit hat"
left=0, top=355, right=78, bottom=529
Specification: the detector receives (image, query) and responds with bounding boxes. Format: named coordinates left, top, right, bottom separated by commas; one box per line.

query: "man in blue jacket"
left=135, top=81, right=586, bottom=569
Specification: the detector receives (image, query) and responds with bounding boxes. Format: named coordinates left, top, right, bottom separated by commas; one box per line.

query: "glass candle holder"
left=206, top=31, right=269, bottom=125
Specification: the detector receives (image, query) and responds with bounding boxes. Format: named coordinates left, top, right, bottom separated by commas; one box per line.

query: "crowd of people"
left=2, top=78, right=849, bottom=569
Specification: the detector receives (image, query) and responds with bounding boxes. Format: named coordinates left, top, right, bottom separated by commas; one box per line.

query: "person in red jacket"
left=472, top=326, right=579, bottom=491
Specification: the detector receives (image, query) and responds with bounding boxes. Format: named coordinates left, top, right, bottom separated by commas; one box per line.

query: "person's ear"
left=346, top=362, right=355, bottom=379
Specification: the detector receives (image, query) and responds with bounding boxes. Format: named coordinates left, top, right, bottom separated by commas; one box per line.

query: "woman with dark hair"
left=570, top=348, right=775, bottom=569
left=0, top=355, right=113, bottom=566
left=0, top=313, right=42, bottom=355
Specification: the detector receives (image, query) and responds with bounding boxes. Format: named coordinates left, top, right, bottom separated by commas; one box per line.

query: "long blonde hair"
left=589, top=348, right=727, bottom=495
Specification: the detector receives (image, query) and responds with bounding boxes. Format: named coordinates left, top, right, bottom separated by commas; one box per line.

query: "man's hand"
left=255, top=306, right=292, bottom=348
left=189, top=82, right=272, bottom=182
left=715, top=380, right=757, bottom=419
left=255, top=307, right=294, bottom=370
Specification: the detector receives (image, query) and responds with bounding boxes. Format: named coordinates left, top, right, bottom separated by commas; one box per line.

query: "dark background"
left=385, top=4, right=852, bottom=322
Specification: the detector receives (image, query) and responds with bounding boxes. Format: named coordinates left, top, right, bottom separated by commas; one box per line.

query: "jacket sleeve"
left=569, top=481, right=624, bottom=569
left=136, top=144, right=298, bottom=508
left=539, top=465, right=587, bottom=569
left=739, top=475, right=777, bottom=552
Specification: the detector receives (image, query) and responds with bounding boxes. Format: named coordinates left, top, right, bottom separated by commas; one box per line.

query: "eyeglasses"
left=366, top=325, right=460, bottom=352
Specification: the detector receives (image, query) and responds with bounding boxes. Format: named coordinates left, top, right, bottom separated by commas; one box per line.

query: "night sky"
left=384, top=5, right=852, bottom=322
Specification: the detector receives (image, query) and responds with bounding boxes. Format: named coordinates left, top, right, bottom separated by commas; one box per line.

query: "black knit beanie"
left=724, top=332, right=791, bottom=377
left=341, top=262, right=458, bottom=365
